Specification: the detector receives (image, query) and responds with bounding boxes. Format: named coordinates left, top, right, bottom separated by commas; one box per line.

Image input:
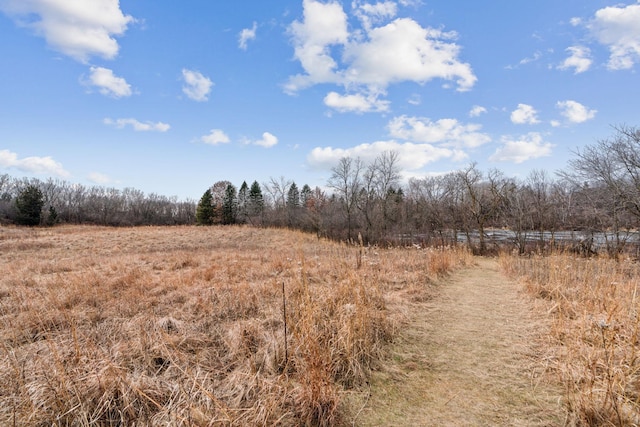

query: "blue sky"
left=0, top=0, right=639, bottom=200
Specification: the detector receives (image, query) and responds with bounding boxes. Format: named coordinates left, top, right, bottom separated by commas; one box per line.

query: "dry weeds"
left=0, top=225, right=471, bottom=426
left=501, top=253, right=640, bottom=426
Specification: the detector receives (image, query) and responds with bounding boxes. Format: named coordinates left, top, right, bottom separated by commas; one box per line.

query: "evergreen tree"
left=45, top=206, right=59, bottom=226
left=222, top=183, right=238, bottom=225
left=248, top=180, right=264, bottom=217
left=301, top=184, right=312, bottom=207
left=287, top=182, right=300, bottom=208
left=237, top=181, right=249, bottom=223
left=196, top=189, right=214, bottom=225
left=15, top=185, right=44, bottom=226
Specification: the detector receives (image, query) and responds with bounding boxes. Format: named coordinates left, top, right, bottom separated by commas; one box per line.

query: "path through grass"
left=356, top=258, right=565, bottom=426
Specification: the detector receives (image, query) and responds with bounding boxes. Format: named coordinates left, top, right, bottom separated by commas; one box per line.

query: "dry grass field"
left=501, top=253, right=640, bottom=426
left=0, top=225, right=472, bottom=426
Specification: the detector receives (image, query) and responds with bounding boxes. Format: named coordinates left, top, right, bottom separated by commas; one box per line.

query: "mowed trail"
left=356, top=258, right=565, bottom=426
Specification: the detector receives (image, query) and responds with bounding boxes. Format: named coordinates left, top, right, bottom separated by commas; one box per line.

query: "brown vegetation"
left=501, top=253, right=640, bottom=425
left=0, top=225, right=471, bottom=426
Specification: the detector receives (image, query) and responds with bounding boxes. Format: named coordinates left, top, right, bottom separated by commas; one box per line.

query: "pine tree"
left=196, top=189, right=214, bottom=225
left=287, top=182, right=300, bottom=208
left=15, top=185, right=44, bottom=226
left=238, top=181, right=249, bottom=223
left=45, top=206, right=59, bottom=226
left=248, top=181, right=264, bottom=217
left=301, top=184, right=312, bottom=207
left=222, top=184, right=238, bottom=225
left=247, top=181, right=264, bottom=225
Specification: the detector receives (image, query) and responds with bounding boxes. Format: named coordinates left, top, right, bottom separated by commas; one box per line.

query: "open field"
left=0, top=225, right=472, bottom=426
left=501, top=253, right=640, bottom=425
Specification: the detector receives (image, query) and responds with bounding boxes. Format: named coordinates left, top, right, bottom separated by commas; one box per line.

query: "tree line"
left=0, top=176, right=197, bottom=226
left=195, top=126, right=640, bottom=256
left=2, top=126, right=639, bottom=256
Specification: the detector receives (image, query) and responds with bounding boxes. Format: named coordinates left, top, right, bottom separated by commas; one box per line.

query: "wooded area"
left=2, top=126, right=639, bottom=255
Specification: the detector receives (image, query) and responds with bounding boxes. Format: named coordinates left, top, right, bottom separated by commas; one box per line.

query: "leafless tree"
left=328, top=157, right=363, bottom=241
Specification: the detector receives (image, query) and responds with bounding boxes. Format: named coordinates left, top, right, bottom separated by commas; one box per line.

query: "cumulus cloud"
left=253, top=132, right=279, bottom=148
left=558, top=46, right=592, bottom=74
left=0, top=149, right=70, bottom=177
left=556, top=100, right=597, bottom=124
left=510, top=103, right=540, bottom=125
left=307, top=114, right=490, bottom=172
left=0, top=0, right=134, bottom=63
left=104, top=118, right=170, bottom=132
left=198, top=129, right=230, bottom=146
left=489, top=133, right=554, bottom=163
left=239, top=22, right=257, bottom=50
left=85, top=66, right=132, bottom=98
left=469, top=105, right=487, bottom=117
left=343, top=18, right=476, bottom=90
left=324, top=91, right=390, bottom=113
left=286, top=0, right=476, bottom=111
left=307, top=140, right=458, bottom=170
left=586, top=2, right=640, bottom=70
left=353, top=0, right=398, bottom=30
left=388, top=115, right=491, bottom=148
left=182, top=69, right=213, bottom=102
left=286, top=0, right=348, bottom=92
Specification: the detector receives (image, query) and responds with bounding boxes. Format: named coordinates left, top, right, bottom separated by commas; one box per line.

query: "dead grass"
left=0, top=225, right=471, bottom=426
left=500, top=252, right=640, bottom=426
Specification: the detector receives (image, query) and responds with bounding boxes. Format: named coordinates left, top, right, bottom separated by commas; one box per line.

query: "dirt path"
left=355, top=258, right=565, bottom=426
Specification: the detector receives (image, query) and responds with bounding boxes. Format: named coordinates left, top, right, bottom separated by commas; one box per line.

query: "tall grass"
left=0, top=225, right=471, bottom=426
left=500, top=252, right=640, bottom=426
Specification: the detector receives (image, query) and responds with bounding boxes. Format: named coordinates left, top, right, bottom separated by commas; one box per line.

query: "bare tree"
left=457, top=164, right=509, bottom=254
left=563, top=125, right=640, bottom=255
left=328, top=157, right=363, bottom=241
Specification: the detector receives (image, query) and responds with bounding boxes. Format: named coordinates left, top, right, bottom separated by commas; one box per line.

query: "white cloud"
left=254, top=132, right=278, bottom=148
left=343, top=18, right=476, bottom=90
left=307, top=113, right=489, bottom=172
left=587, top=2, right=640, bottom=70
left=286, top=0, right=349, bottom=92
left=181, top=69, right=213, bottom=102
left=510, top=103, right=540, bottom=125
left=104, top=118, right=170, bottom=132
left=489, top=133, right=554, bottom=163
left=353, top=0, right=398, bottom=29
left=388, top=115, right=491, bottom=148
left=85, top=66, right=132, bottom=98
left=558, top=46, right=592, bottom=74
left=505, top=51, right=544, bottom=70
left=398, top=0, right=422, bottom=6
left=285, top=0, right=476, bottom=109
left=570, top=17, right=582, bottom=26
left=88, top=172, right=112, bottom=185
left=519, top=51, right=542, bottom=66
left=0, top=149, right=70, bottom=177
left=324, top=91, right=390, bottom=113
left=556, top=100, right=597, bottom=124
left=308, top=140, right=457, bottom=171
left=469, top=105, right=487, bottom=117
left=199, top=129, right=230, bottom=146
left=407, top=94, right=421, bottom=105
left=0, top=0, right=134, bottom=63
left=239, top=22, right=257, bottom=50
